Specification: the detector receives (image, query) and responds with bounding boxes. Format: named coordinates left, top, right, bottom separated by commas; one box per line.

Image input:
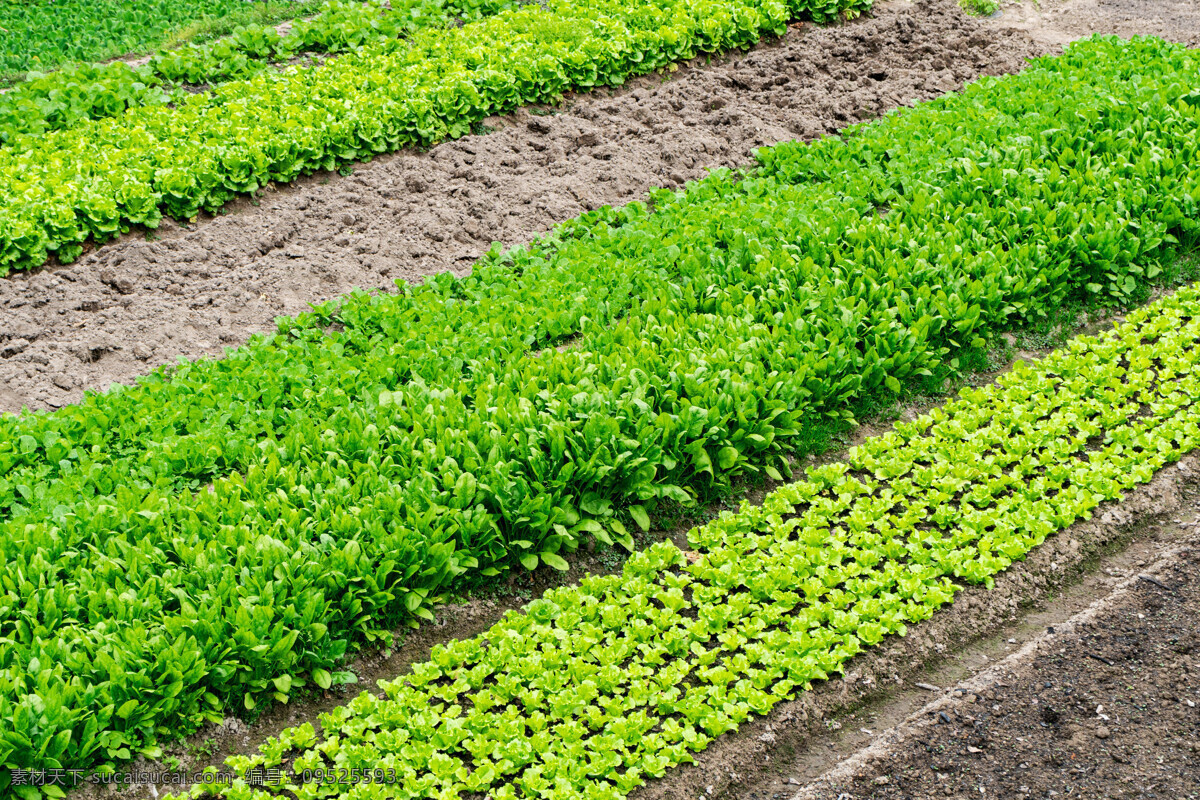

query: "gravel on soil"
left=0, top=0, right=1041, bottom=414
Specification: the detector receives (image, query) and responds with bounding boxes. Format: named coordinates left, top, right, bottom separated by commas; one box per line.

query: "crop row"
left=1, top=37, right=1199, bottom=780
left=148, top=0, right=511, bottom=85
left=0, top=0, right=516, bottom=146
left=166, top=283, right=1200, bottom=800
left=0, top=0, right=868, bottom=272
left=0, top=0, right=326, bottom=77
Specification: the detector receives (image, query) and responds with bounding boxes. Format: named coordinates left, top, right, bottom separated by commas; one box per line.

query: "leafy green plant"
left=959, top=0, right=1001, bottom=15
left=148, top=0, right=478, bottom=86
left=0, top=62, right=174, bottom=144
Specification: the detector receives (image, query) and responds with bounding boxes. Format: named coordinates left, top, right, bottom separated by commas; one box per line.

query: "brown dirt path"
left=0, top=0, right=1039, bottom=414
left=998, top=0, right=1200, bottom=49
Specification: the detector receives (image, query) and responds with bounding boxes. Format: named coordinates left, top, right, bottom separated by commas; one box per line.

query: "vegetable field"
left=2, top=0, right=1200, bottom=798
left=0, top=0, right=327, bottom=78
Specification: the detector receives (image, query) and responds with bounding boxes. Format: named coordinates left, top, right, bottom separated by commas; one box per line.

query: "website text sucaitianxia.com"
left=10, top=767, right=407, bottom=788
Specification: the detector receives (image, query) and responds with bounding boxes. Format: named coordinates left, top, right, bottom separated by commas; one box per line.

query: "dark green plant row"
left=0, top=0, right=515, bottom=146
left=182, top=284, right=1200, bottom=800
left=0, top=0, right=326, bottom=78
left=0, top=0, right=867, bottom=272
left=1, top=34, right=1198, bottom=782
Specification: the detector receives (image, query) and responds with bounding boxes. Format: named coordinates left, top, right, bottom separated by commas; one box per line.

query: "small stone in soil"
left=1095, top=726, right=1111, bottom=739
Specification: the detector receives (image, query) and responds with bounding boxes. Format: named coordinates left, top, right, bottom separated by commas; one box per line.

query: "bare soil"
left=0, top=0, right=1041, bottom=414
left=999, top=0, right=1200, bottom=49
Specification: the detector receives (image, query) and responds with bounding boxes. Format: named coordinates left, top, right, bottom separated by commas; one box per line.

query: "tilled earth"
left=800, top=541, right=1200, bottom=800
left=0, top=0, right=1041, bottom=413
left=1001, top=0, right=1200, bottom=49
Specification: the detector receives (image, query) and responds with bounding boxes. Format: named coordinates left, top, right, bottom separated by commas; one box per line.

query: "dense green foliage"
left=147, top=0, right=503, bottom=85
left=0, top=0, right=868, bottom=273
left=0, top=0, right=516, bottom=145
left=1, top=35, right=1198, bottom=785
left=178, top=286, right=1200, bottom=799
left=0, top=63, right=173, bottom=146
left=0, top=0, right=321, bottom=77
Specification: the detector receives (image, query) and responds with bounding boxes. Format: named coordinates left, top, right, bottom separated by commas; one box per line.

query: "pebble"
left=0, top=338, right=29, bottom=356
left=1095, top=725, right=1111, bottom=739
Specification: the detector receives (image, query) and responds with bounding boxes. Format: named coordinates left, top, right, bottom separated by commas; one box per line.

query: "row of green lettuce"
left=0, top=0, right=323, bottom=77
left=0, top=0, right=868, bottom=272
left=149, top=0, right=512, bottom=84
left=164, top=284, right=1200, bottom=800
left=2, top=35, right=1199, bottom=780
left=0, top=0, right=516, bottom=146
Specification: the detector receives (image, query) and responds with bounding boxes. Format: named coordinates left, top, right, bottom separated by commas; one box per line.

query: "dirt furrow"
left=0, top=0, right=1041, bottom=414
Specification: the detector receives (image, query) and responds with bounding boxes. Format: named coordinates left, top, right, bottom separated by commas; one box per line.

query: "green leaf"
left=332, top=670, right=358, bottom=685
left=580, top=491, right=612, bottom=516
left=312, top=669, right=333, bottom=690
left=628, top=504, right=650, bottom=531
left=540, top=552, right=569, bottom=571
